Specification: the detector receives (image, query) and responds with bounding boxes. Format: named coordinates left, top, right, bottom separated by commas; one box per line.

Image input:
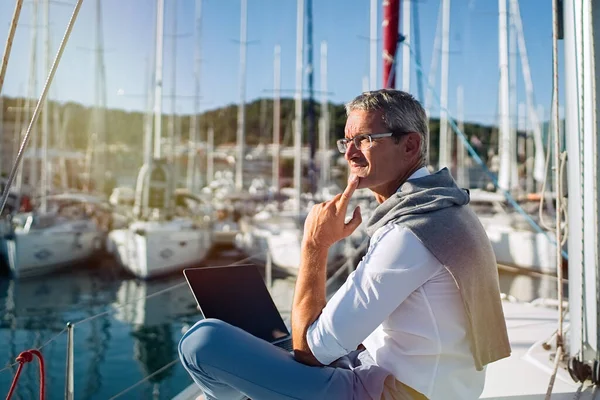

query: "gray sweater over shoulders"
left=365, top=168, right=511, bottom=370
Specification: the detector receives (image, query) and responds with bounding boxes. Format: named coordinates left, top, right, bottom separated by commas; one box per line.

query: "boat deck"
left=172, top=298, right=600, bottom=400
left=480, top=300, right=597, bottom=399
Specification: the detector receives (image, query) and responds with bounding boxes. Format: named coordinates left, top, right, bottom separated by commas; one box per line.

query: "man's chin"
left=355, top=177, right=369, bottom=189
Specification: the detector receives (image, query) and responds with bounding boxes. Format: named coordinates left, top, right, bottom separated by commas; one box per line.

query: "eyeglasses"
left=336, top=132, right=395, bottom=154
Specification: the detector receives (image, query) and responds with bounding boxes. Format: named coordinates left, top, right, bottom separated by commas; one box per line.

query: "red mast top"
left=382, top=0, right=400, bottom=88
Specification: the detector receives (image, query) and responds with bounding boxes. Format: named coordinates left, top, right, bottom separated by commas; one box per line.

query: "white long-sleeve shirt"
left=306, top=172, right=486, bottom=399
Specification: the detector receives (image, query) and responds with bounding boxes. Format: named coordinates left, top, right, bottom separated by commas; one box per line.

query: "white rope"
left=0, top=0, right=84, bottom=215
left=551, top=0, right=565, bottom=357
left=545, top=0, right=565, bottom=396
left=545, top=345, right=563, bottom=400
left=537, top=117, right=556, bottom=231
left=0, top=0, right=23, bottom=94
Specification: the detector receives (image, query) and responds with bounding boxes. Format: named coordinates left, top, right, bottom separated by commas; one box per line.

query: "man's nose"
left=345, top=142, right=359, bottom=160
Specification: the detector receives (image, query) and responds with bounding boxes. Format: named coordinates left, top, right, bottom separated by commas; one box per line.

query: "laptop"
left=183, top=264, right=294, bottom=352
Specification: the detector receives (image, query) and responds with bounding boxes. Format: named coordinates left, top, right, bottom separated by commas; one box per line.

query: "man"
left=179, top=89, right=510, bottom=399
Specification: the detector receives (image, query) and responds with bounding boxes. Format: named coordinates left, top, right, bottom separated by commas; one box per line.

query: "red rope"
left=5, top=349, right=45, bottom=400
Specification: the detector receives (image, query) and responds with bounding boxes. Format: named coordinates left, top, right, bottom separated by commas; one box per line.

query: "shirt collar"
left=396, top=166, right=431, bottom=193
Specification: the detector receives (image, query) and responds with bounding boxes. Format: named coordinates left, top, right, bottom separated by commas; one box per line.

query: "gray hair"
left=345, top=89, right=428, bottom=166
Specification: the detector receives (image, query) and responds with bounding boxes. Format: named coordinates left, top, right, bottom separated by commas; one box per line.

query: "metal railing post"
left=65, top=322, right=74, bottom=400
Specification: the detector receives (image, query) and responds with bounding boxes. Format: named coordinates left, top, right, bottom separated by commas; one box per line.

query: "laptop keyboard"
left=274, top=339, right=294, bottom=352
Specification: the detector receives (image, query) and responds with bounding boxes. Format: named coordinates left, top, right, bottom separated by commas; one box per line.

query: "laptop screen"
left=184, top=264, right=290, bottom=343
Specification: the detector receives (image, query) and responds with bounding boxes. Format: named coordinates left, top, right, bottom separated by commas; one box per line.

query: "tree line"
left=1, top=95, right=500, bottom=166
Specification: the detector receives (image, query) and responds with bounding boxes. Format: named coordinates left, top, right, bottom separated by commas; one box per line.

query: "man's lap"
left=179, top=319, right=390, bottom=400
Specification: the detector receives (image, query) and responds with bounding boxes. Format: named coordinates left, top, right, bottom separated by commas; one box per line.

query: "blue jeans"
left=178, top=319, right=392, bottom=400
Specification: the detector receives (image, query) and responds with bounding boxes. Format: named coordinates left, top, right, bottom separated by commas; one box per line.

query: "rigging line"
left=566, top=0, right=587, bottom=362
left=0, top=361, right=19, bottom=375
left=0, top=0, right=24, bottom=93
left=37, top=326, right=68, bottom=351
left=550, top=0, right=564, bottom=351
left=588, top=0, right=600, bottom=365
left=401, top=40, right=569, bottom=260
left=545, top=345, right=564, bottom=400
left=537, top=100, right=557, bottom=232
left=73, top=250, right=269, bottom=327
left=0, top=326, right=67, bottom=375
left=229, top=249, right=269, bottom=266
left=107, top=359, right=179, bottom=399
left=559, top=153, right=569, bottom=246
left=0, top=0, right=84, bottom=216
left=545, top=0, right=565, bottom=396
left=72, top=281, right=188, bottom=327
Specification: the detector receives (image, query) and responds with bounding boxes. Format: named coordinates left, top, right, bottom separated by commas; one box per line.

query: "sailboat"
left=234, top=1, right=349, bottom=277
left=480, top=0, right=597, bottom=397
left=106, top=0, right=213, bottom=279
left=0, top=0, right=109, bottom=279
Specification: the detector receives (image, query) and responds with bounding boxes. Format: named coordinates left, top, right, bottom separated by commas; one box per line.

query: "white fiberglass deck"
left=173, top=298, right=599, bottom=400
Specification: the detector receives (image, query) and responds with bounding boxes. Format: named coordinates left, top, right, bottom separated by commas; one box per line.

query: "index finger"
left=337, top=175, right=359, bottom=213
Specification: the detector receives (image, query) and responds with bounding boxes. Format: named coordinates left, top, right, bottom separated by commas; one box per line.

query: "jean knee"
left=179, top=318, right=229, bottom=369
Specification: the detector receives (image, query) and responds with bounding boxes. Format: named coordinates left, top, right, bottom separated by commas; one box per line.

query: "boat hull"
left=108, top=220, right=213, bottom=279
left=3, top=222, right=104, bottom=279
left=479, top=215, right=560, bottom=273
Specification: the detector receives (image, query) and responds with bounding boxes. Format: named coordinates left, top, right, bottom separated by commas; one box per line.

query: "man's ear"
left=403, top=132, right=422, bottom=159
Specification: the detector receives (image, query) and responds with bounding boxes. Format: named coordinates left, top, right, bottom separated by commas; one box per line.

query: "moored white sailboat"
left=482, top=0, right=598, bottom=397
left=107, top=0, right=213, bottom=280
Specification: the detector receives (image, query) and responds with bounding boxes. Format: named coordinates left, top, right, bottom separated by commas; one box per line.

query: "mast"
left=382, top=0, right=399, bottom=88
left=508, top=1, right=519, bottom=191
left=456, top=85, right=468, bottom=187
left=187, top=0, right=202, bottom=192
left=235, top=0, right=248, bottom=191
left=306, top=0, right=316, bottom=194
left=143, top=56, right=154, bottom=166
left=369, top=0, right=377, bottom=90
left=94, top=0, right=107, bottom=194
left=169, top=0, right=178, bottom=187
left=424, top=2, right=443, bottom=117
left=293, top=0, right=304, bottom=213
left=497, top=0, right=512, bottom=191
left=272, top=45, right=281, bottom=193
left=564, top=0, right=599, bottom=367
left=509, top=0, right=546, bottom=185
left=26, top=0, right=39, bottom=195
left=14, top=95, right=24, bottom=194
left=319, top=41, right=329, bottom=189
left=424, top=1, right=443, bottom=166
left=153, top=0, right=165, bottom=159
left=438, top=0, right=451, bottom=169
left=207, top=126, right=214, bottom=184
left=412, top=0, right=425, bottom=102
left=401, top=0, right=411, bottom=92
left=41, top=0, right=49, bottom=210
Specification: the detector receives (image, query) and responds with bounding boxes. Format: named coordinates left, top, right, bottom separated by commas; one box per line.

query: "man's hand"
left=302, top=175, right=362, bottom=249
left=292, top=175, right=363, bottom=366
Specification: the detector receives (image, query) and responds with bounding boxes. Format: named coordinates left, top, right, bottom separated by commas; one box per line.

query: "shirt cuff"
left=306, top=318, right=349, bottom=365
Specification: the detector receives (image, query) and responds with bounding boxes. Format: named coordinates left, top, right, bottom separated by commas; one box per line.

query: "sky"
left=0, top=0, right=559, bottom=126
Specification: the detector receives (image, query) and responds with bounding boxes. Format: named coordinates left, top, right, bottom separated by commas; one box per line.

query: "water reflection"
left=0, top=266, right=121, bottom=399
left=110, top=277, right=198, bottom=398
